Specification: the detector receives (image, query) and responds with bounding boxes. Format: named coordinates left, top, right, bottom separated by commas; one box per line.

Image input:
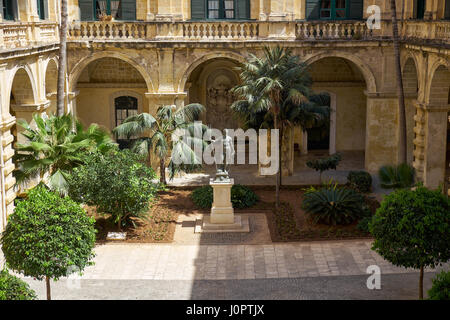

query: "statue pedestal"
left=195, top=178, right=249, bottom=233
left=210, top=178, right=234, bottom=223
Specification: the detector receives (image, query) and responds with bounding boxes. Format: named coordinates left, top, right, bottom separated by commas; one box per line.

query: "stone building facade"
left=1, top=0, right=449, bottom=233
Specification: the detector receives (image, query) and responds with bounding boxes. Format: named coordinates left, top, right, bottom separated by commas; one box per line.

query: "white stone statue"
left=213, top=129, right=235, bottom=182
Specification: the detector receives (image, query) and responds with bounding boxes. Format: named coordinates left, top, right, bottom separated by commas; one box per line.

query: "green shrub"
left=302, top=185, right=365, bottom=225
left=191, top=186, right=213, bottom=209
left=357, top=216, right=373, bottom=233
left=1, top=184, right=96, bottom=300
left=347, top=171, right=372, bottom=193
left=428, top=271, right=450, bottom=300
left=369, top=186, right=450, bottom=299
left=68, top=149, right=159, bottom=229
left=379, top=163, right=415, bottom=189
left=191, top=185, right=258, bottom=209
left=0, top=269, right=37, bottom=300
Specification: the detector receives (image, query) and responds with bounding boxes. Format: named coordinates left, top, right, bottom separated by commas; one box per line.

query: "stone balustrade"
left=0, top=22, right=59, bottom=49
left=2, top=20, right=449, bottom=49
left=403, top=21, right=450, bottom=42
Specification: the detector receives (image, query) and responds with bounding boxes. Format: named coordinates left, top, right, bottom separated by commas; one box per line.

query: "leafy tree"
left=1, top=185, right=96, bottom=300
left=369, top=186, right=450, bottom=299
left=306, top=153, right=342, bottom=183
left=113, top=104, right=205, bottom=184
left=232, top=46, right=329, bottom=208
left=0, top=268, right=37, bottom=300
left=13, top=113, right=116, bottom=195
left=67, top=149, right=159, bottom=229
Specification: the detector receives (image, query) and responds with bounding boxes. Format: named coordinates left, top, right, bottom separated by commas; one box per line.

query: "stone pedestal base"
left=210, top=178, right=234, bottom=224
left=194, top=215, right=250, bottom=233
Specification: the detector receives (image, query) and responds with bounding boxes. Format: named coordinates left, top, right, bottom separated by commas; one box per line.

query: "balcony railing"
left=0, top=22, right=59, bottom=50
left=2, top=20, right=448, bottom=49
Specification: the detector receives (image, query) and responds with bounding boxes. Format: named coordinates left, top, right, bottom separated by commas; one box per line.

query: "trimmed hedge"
left=191, top=184, right=258, bottom=209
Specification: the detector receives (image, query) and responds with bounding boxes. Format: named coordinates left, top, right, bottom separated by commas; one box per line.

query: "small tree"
left=306, top=153, right=342, bottom=183
left=0, top=268, right=37, bottom=300
left=369, top=186, right=450, bottom=299
left=1, top=185, right=96, bottom=300
left=68, top=149, right=159, bottom=230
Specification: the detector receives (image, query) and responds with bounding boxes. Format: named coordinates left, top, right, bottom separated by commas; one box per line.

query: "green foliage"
left=113, top=104, right=206, bottom=184
left=302, top=184, right=366, bottom=225
left=13, top=113, right=116, bottom=195
left=369, top=186, right=450, bottom=271
left=357, top=216, right=373, bottom=233
left=191, top=184, right=258, bottom=209
left=428, top=271, right=450, bottom=300
left=347, top=171, right=372, bottom=193
left=68, top=149, right=159, bottom=228
left=1, top=185, right=96, bottom=282
left=0, top=269, right=37, bottom=300
left=379, top=163, right=415, bottom=189
left=306, top=153, right=342, bottom=175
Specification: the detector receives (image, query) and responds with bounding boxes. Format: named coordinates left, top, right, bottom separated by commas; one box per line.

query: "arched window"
left=114, top=95, right=138, bottom=147
left=78, top=0, right=136, bottom=21
left=416, top=0, right=426, bottom=19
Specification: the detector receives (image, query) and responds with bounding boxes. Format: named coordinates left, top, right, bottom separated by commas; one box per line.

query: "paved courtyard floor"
left=20, top=240, right=449, bottom=300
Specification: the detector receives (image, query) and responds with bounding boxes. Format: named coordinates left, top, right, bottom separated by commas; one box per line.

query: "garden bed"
left=88, top=186, right=378, bottom=243
left=254, top=187, right=377, bottom=242
left=87, top=189, right=197, bottom=243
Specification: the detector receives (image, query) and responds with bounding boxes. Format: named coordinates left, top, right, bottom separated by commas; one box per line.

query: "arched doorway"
left=44, top=59, right=58, bottom=115
left=306, top=56, right=367, bottom=169
left=74, top=57, right=146, bottom=137
left=10, top=68, right=36, bottom=146
left=185, top=57, right=240, bottom=131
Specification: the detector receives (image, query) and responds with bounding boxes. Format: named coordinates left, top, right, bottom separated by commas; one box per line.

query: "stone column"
left=413, top=102, right=449, bottom=189
left=365, top=92, right=400, bottom=173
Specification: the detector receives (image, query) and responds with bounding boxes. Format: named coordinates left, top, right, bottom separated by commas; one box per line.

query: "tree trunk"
left=45, top=276, right=51, bottom=300
left=160, top=158, right=166, bottom=185
left=419, top=265, right=424, bottom=300
left=390, top=0, right=407, bottom=164
left=274, top=115, right=280, bottom=209
left=279, top=123, right=283, bottom=187
left=56, top=0, right=68, bottom=116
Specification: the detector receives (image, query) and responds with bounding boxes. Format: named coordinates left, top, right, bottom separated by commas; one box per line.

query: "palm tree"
left=56, top=0, right=68, bottom=116
left=13, top=113, right=116, bottom=195
left=390, top=0, right=407, bottom=163
left=232, top=46, right=327, bottom=208
left=113, top=104, right=206, bottom=184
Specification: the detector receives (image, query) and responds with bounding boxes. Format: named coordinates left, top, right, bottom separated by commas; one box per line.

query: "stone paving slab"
left=24, top=240, right=447, bottom=282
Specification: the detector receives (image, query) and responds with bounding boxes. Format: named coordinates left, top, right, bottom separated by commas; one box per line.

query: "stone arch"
left=402, top=57, right=419, bottom=96
left=8, top=65, right=38, bottom=112
left=177, top=51, right=246, bottom=93
left=305, top=52, right=377, bottom=93
left=427, top=62, right=450, bottom=106
left=185, top=55, right=242, bottom=130
left=69, top=51, right=155, bottom=93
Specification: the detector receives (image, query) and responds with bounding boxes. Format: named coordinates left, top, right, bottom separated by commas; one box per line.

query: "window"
left=79, top=0, right=135, bottom=21
left=416, top=0, right=426, bottom=19
left=36, top=0, right=47, bottom=20
left=208, top=0, right=235, bottom=19
left=114, top=96, right=138, bottom=147
left=2, top=0, right=16, bottom=20
left=96, top=0, right=122, bottom=20
left=191, top=0, right=249, bottom=20
left=320, top=0, right=348, bottom=19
